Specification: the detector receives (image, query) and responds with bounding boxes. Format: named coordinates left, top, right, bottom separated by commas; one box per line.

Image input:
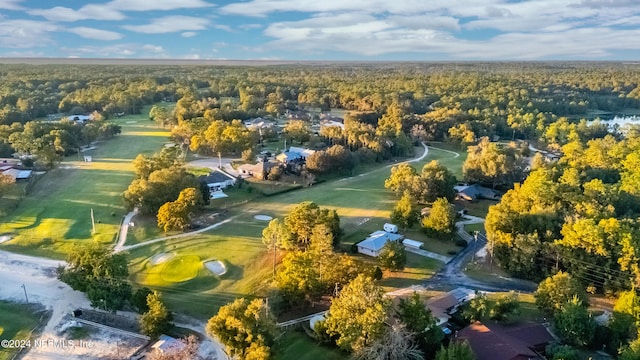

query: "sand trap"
left=0, top=235, right=13, bottom=244
left=205, top=260, right=227, bottom=276
left=254, top=215, right=273, bottom=221
left=150, top=252, right=174, bottom=265
left=125, top=121, right=137, bottom=124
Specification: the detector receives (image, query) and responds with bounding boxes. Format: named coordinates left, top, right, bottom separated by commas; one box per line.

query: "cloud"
left=142, top=44, right=165, bottom=53
left=107, top=0, right=213, bottom=11
left=181, top=31, right=197, bottom=38
left=221, top=0, right=496, bottom=17
left=122, top=16, right=210, bottom=34
left=0, top=20, right=57, bottom=48
left=260, top=9, right=640, bottom=60
left=29, top=5, right=125, bottom=22
left=67, top=27, right=123, bottom=41
left=239, top=24, right=263, bottom=30
left=60, top=43, right=168, bottom=57
left=0, top=0, right=22, bottom=10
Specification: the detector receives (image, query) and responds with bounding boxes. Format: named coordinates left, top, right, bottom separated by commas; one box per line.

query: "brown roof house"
left=238, top=161, right=279, bottom=180
left=456, top=321, right=555, bottom=360
left=427, top=288, right=476, bottom=326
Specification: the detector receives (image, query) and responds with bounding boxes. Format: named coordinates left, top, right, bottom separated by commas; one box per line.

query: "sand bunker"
left=125, top=121, right=137, bottom=124
left=205, top=260, right=227, bottom=276
left=150, top=252, right=174, bottom=265
left=0, top=235, right=13, bottom=244
left=254, top=215, right=273, bottom=221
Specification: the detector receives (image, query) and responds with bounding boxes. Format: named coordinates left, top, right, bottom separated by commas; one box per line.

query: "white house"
left=67, top=114, right=91, bottom=123
left=200, top=169, right=236, bottom=193
left=356, top=230, right=404, bottom=257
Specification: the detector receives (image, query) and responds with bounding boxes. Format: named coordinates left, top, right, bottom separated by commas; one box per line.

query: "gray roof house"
left=357, top=230, right=404, bottom=257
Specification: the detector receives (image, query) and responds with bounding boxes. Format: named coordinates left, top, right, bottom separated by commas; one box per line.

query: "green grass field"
left=0, top=302, right=45, bottom=360
left=277, top=331, right=345, bottom=360
left=0, top=107, right=170, bottom=258
left=126, top=143, right=466, bottom=319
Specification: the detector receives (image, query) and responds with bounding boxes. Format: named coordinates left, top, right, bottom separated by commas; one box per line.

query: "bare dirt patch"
left=204, top=260, right=227, bottom=276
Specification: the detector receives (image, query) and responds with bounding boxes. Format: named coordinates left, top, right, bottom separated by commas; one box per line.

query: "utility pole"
left=218, top=152, right=222, bottom=169
left=472, top=231, right=478, bottom=263
left=21, top=284, right=28, bottom=303
left=90, top=208, right=96, bottom=234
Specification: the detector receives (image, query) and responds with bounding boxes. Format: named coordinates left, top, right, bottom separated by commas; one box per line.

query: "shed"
left=402, top=239, right=423, bottom=250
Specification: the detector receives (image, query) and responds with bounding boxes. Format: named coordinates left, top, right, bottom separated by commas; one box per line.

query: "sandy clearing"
left=253, top=215, right=273, bottom=221
left=204, top=260, right=227, bottom=276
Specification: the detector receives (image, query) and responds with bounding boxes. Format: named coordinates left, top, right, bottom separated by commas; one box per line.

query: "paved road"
left=425, top=217, right=537, bottom=293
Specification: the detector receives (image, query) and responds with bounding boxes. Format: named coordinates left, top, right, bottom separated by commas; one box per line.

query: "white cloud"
left=67, top=27, right=123, bottom=41
left=214, top=24, right=233, bottom=32
left=181, top=31, right=197, bottom=37
left=0, top=0, right=22, bottom=10
left=0, top=20, right=57, bottom=48
left=0, top=50, right=45, bottom=57
left=239, top=23, right=263, bottom=30
left=221, top=0, right=497, bottom=17
left=122, top=16, right=210, bottom=34
left=28, top=5, right=125, bottom=22
left=107, top=0, right=213, bottom=11
left=260, top=9, right=640, bottom=60
left=142, top=44, right=165, bottom=53
left=60, top=43, right=168, bottom=57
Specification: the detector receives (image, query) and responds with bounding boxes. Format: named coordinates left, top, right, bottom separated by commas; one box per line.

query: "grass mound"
left=160, top=255, right=202, bottom=283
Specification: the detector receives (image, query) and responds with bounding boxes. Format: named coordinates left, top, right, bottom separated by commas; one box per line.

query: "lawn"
left=402, top=228, right=463, bottom=256
left=126, top=142, right=464, bottom=318
left=0, top=301, right=46, bottom=360
left=277, top=331, right=345, bottom=360
left=0, top=106, right=170, bottom=258
left=378, top=253, right=443, bottom=291
left=127, top=213, right=273, bottom=319
left=484, top=292, right=543, bottom=323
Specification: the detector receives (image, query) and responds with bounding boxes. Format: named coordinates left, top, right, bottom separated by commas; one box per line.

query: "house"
left=67, top=114, right=91, bottom=124
left=1, top=168, right=31, bottom=181
left=275, top=147, right=316, bottom=164
left=244, top=117, right=276, bottom=129
left=427, top=288, right=476, bottom=326
left=238, top=161, right=279, bottom=180
left=356, top=230, right=404, bottom=257
left=456, top=321, right=554, bottom=360
left=454, top=184, right=501, bottom=202
left=151, top=335, right=185, bottom=355
left=199, top=169, right=236, bottom=193
left=319, top=119, right=345, bottom=129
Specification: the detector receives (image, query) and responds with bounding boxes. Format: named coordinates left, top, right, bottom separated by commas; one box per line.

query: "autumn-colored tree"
left=206, top=298, right=277, bottom=360
left=325, top=275, right=391, bottom=353
left=378, top=241, right=407, bottom=271
left=535, top=272, right=588, bottom=316
left=422, top=197, right=457, bottom=239
left=140, top=291, right=173, bottom=338
left=390, top=191, right=419, bottom=229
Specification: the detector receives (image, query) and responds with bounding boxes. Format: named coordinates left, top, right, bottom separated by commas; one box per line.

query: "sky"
left=0, top=0, right=639, bottom=60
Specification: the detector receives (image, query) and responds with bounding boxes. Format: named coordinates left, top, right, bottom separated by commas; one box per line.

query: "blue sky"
left=0, top=0, right=639, bottom=60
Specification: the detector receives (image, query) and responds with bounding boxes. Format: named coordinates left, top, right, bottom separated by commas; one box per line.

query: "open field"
left=0, top=302, right=46, bottom=360
left=277, top=331, right=345, bottom=360
left=0, top=107, right=170, bottom=258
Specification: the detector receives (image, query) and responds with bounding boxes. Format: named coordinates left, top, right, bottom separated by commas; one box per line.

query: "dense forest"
left=5, top=62, right=640, bottom=358
left=1, top=62, right=639, bottom=167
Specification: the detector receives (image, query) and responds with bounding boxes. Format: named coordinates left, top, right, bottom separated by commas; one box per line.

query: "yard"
left=277, top=331, right=345, bottom=360
left=0, top=107, right=170, bottom=258
left=0, top=302, right=47, bottom=360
